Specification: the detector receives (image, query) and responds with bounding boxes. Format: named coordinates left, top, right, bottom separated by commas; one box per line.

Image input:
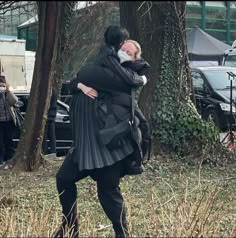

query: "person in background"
left=0, top=75, right=18, bottom=167
left=42, top=87, right=57, bottom=155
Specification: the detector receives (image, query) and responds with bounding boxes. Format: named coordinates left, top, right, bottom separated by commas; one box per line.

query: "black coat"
left=68, top=45, right=147, bottom=171
left=71, top=47, right=149, bottom=122
left=95, top=46, right=145, bottom=87
left=70, top=46, right=147, bottom=94
left=69, top=92, right=134, bottom=171
left=70, top=46, right=151, bottom=167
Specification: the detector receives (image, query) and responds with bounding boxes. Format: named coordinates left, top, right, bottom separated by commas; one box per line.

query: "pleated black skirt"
left=69, top=92, right=134, bottom=171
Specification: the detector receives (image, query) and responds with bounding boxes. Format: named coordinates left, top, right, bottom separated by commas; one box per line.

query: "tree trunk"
left=119, top=1, right=167, bottom=131
left=120, top=2, right=212, bottom=153
left=14, top=2, right=64, bottom=171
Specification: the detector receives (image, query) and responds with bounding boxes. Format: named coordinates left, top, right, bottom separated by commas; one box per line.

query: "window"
left=205, top=1, right=225, bottom=7
left=224, top=55, right=236, bottom=67
left=204, top=4, right=227, bottom=42
left=0, top=2, right=37, bottom=36
left=19, top=7, right=29, bottom=23
left=191, top=71, right=204, bottom=91
left=57, top=104, right=69, bottom=116
left=5, top=22, right=12, bottom=35
left=204, top=69, right=236, bottom=89
left=205, top=20, right=227, bottom=29
left=18, top=28, right=27, bottom=39
left=17, top=95, right=30, bottom=114
left=230, top=20, right=236, bottom=30
left=206, top=7, right=226, bottom=20
left=186, top=4, right=202, bottom=29
left=186, top=6, right=202, bottom=18
left=230, top=2, right=236, bottom=8
left=187, top=1, right=201, bottom=6
left=22, top=24, right=38, bottom=51
left=11, top=13, right=20, bottom=35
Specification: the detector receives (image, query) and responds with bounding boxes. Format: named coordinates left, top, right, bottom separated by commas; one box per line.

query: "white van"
left=0, top=38, right=27, bottom=90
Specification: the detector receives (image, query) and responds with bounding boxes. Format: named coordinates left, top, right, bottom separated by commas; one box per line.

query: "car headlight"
left=219, top=103, right=236, bottom=112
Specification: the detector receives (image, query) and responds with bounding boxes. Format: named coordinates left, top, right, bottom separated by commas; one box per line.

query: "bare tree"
left=61, top=1, right=119, bottom=79
left=0, top=1, right=16, bottom=16
left=11, top=1, right=117, bottom=171
left=119, top=1, right=167, bottom=123
left=120, top=1, right=215, bottom=153
left=0, top=1, right=37, bottom=19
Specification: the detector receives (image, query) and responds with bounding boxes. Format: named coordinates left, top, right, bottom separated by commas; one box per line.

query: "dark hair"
left=104, top=25, right=129, bottom=49
left=0, top=75, right=6, bottom=83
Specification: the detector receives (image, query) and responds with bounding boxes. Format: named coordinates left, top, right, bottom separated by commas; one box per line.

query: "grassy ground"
left=0, top=156, right=235, bottom=237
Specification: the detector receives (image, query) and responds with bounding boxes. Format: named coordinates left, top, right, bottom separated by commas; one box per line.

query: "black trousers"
left=42, top=120, right=56, bottom=154
left=56, top=151, right=129, bottom=237
left=0, top=121, right=15, bottom=162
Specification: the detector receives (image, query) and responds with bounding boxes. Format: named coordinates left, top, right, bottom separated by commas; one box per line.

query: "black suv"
left=191, top=66, right=236, bottom=130
left=14, top=91, right=72, bottom=155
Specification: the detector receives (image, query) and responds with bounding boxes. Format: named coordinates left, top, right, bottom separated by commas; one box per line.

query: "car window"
left=191, top=71, right=204, bottom=91
left=224, top=55, right=236, bottom=67
left=57, top=103, right=69, bottom=115
left=16, top=95, right=29, bottom=114
left=203, top=69, right=236, bottom=89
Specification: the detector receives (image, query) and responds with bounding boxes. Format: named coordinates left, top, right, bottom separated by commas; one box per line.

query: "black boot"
left=114, top=222, right=129, bottom=238
left=97, top=187, right=130, bottom=238
left=124, top=160, right=144, bottom=175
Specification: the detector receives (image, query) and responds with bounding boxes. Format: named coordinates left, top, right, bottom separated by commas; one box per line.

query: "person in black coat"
left=53, top=26, right=145, bottom=238
left=42, top=88, right=57, bottom=155
left=74, top=39, right=151, bottom=174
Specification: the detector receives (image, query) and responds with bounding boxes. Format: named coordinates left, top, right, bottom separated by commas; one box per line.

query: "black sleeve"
left=104, top=55, right=145, bottom=87
left=122, top=58, right=151, bottom=76
left=69, top=65, right=131, bottom=94
left=134, top=101, right=151, bottom=146
left=68, top=77, right=80, bottom=94
left=134, top=100, right=147, bottom=122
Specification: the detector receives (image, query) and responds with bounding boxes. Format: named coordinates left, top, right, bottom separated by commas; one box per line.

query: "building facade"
left=0, top=2, right=37, bottom=37
left=186, top=1, right=236, bottom=45
left=1, top=2, right=236, bottom=48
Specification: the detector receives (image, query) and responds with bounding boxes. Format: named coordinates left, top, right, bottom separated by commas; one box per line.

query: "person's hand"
left=0, top=82, right=11, bottom=91
left=141, top=75, right=147, bottom=85
left=77, top=83, right=98, bottom=99
left=5, top=83, right=10, bottom=91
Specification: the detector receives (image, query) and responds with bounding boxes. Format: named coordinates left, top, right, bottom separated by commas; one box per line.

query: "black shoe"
left=125, top=161, right=144, bottom=175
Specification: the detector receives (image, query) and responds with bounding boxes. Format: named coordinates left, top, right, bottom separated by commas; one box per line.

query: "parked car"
left=13, top=91, right=72, bottom=155
left=191, top=66, right=236, bottom=130
left=60, top=81, right=72, bottom=105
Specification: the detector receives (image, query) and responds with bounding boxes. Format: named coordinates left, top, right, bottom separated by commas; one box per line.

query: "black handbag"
left=13, top=106, right=24, bottom=129
left=99, top=117, right=132, bottom=150
left=97, top=89, right=151, bottom=161
left=98, top=93, right=132, bottom=150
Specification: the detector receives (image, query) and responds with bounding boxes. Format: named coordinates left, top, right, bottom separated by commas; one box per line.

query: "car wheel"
left=206, top=109, right=221, bottom=128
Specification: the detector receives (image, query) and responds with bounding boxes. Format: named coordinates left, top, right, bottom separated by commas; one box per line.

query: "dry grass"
left=0, top=157, right=236, bottom=237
